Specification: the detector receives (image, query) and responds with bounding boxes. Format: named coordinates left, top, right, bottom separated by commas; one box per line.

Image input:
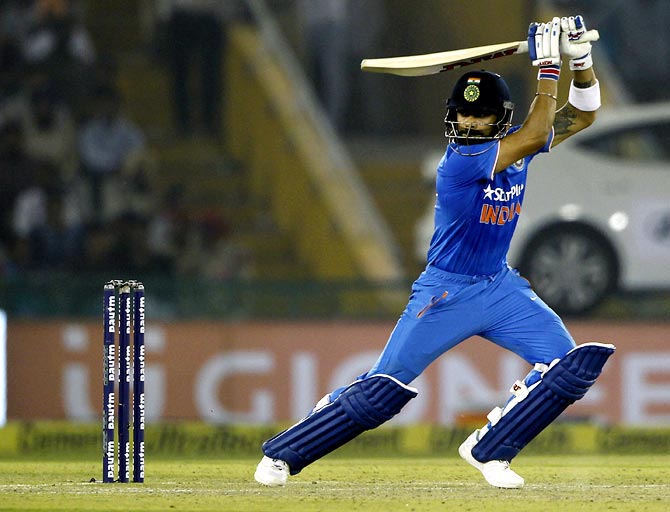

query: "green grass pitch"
left=0, top=455, right=668, bottom=511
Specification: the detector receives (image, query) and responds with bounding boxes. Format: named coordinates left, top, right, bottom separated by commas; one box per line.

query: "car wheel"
left=519, top=225, right=618, bottom=315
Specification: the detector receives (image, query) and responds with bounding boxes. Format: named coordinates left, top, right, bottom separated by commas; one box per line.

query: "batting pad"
left=262, top=374, right=418, bottom=475
left=472, top=342, right=615, bottom=462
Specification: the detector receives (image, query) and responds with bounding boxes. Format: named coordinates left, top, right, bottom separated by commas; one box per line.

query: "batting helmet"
left=445, top=70, right=514, bottom=147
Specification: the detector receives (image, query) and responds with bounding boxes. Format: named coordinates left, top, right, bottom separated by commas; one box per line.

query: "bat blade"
left=361, top=29, right=599, bottom=77
left=361, top=41, right=524, bottom=77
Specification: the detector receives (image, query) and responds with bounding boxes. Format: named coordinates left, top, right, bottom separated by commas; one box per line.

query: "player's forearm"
left=552, top=69, right=599, bottom=144
left=523, top=18, right=561, bottom=147
left=567, top=69, right=598, bottom=129
left=523, top=78, right=558, bottom=146
left=549, top=14, right=603, bottom=147
left=495, top=76, right=556, bottom=172
left=561, top=15, right=599, bottom=117
left=567, top=68, right=599, bottom=121
left=572, top=68, right=596, bottom=88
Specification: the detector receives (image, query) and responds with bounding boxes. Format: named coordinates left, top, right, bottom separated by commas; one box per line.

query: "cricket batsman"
left=254, top=15, right=615, bottom=489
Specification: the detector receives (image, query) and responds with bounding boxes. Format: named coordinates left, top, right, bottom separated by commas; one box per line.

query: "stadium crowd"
left=0, top=0, right=252, bottom=281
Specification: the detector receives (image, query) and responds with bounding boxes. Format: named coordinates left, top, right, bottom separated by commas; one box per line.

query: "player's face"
left=455, top=111, right=498, bottom=136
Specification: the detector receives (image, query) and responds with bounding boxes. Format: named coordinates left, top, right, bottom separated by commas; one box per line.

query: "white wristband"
left=568, top=79, right=601, bottom=111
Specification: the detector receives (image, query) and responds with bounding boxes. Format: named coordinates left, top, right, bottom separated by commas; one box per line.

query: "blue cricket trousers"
left=366, top=264, right=576, bottom=385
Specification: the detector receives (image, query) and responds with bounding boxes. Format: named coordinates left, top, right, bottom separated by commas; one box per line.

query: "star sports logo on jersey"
left=480, top=183, right=524, bottom=226
left=482, top=183, right=524, bottom=202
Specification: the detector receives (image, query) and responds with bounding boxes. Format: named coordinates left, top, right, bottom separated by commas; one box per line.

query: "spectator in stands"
left=0, top=16, right=28, bottom=118
left=15, top=78, right=92, bottom=226
left=77, top=84, right=146, bottom=223
left=347, top=0, right=387, bottom=134
left=21, top=0, right=96, bottom=116
left=200, top=229, right=254, bottom=279
left=0, top=0, right=33, bottom=41
left=106, top=211, right=155, bottom=274
left=296, top=0, right=351, bottom=131
left=174, top=211, right=254, bottom=279
left=0, top=120, right=37, bottom=254
left=146, top=184, right=190, bottom=275
left=0, top=244, right=16, bottom=277
left=81, top=212, right=155, bottom=275
left=116, top=151, right=160, bottom=220
left=38, top=183, right=84, bottom=269
left=80, top=220, right=115, bottom=272
left=18, top=80, right=78, bottom=179
left=156, top=0, right=246, bottom=137
left=9, top=156, right=85, bottom=271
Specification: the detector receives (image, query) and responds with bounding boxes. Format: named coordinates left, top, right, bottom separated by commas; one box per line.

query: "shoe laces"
left=271, top=459, right=286, bottom=471
left=490, top=460, right=511, bottom=470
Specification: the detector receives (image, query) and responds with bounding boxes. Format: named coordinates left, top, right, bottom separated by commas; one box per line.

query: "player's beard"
left=457, top=127, right=492, bottom=144
left=458, top=128, right=487, bottom=137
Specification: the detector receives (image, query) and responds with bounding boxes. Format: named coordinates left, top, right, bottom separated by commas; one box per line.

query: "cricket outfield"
left=1, top=422, right=669, bottom=511
left=0, top=455, right=668, bottom=511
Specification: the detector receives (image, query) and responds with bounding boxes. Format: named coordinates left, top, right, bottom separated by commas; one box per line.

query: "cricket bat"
left=360, top=30, right=599, bottom=77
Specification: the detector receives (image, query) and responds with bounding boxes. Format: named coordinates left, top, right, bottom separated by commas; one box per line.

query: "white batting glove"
left=528, top=17, right=561, bottom=80
left=560, top=15, right=593, bottom=70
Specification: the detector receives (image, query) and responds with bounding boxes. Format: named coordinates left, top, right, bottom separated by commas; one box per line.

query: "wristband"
left=568, top=79, right=601, bottom=111
left=537, top=65, right=560, bottom=81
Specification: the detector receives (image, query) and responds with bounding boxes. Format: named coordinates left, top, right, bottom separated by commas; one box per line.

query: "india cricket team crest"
left=464, top=77, right=481, bottom=102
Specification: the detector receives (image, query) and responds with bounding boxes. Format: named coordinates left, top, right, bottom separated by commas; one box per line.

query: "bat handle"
left=517, top=29, right=600, bottom=54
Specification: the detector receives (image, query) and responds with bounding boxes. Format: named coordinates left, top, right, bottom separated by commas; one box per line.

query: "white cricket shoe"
left=254, top=456, right=289, bottom=486
left=458, top=430, right=524, bottom=489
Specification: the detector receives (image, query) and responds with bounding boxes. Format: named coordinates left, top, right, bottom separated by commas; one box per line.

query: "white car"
left=417, top=102, right=670, bottom=315
left=507, top=102, right=670, bottom=314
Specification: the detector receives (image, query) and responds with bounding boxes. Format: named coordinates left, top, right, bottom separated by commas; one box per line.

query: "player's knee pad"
left=471, top=342, right=615, bottom=462
left=262, top=374, right=418, bottom=475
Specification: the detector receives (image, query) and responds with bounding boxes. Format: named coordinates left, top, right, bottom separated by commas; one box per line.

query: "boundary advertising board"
left=6, top=321, right=670, bottom=426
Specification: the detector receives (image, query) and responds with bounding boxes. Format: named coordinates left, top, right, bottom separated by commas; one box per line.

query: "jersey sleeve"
left=536, top=126, right=554, bottom=154
left=507, top=125, right=555, bottom=162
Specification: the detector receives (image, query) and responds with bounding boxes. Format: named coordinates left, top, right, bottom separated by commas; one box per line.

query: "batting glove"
left=528, top=17, right=561, bottom=81
left=560, top=15, right=593, bottom=70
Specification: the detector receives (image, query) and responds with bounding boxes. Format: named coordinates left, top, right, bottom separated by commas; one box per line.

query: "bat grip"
left=517, top=29, right=600, bottom=54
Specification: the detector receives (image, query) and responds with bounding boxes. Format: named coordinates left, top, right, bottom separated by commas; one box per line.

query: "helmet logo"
left=463, top=84, right=480, bottom=102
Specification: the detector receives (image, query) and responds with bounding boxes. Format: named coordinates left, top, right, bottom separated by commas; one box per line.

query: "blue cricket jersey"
left=426, top=126, right=553, bottom=276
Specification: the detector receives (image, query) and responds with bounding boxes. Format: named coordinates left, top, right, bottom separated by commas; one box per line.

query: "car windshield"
left=578, top=120, right=670, bottom=162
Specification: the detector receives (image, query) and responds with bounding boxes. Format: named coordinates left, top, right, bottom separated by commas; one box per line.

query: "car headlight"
left=608, top=212, right=629, bottom=231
